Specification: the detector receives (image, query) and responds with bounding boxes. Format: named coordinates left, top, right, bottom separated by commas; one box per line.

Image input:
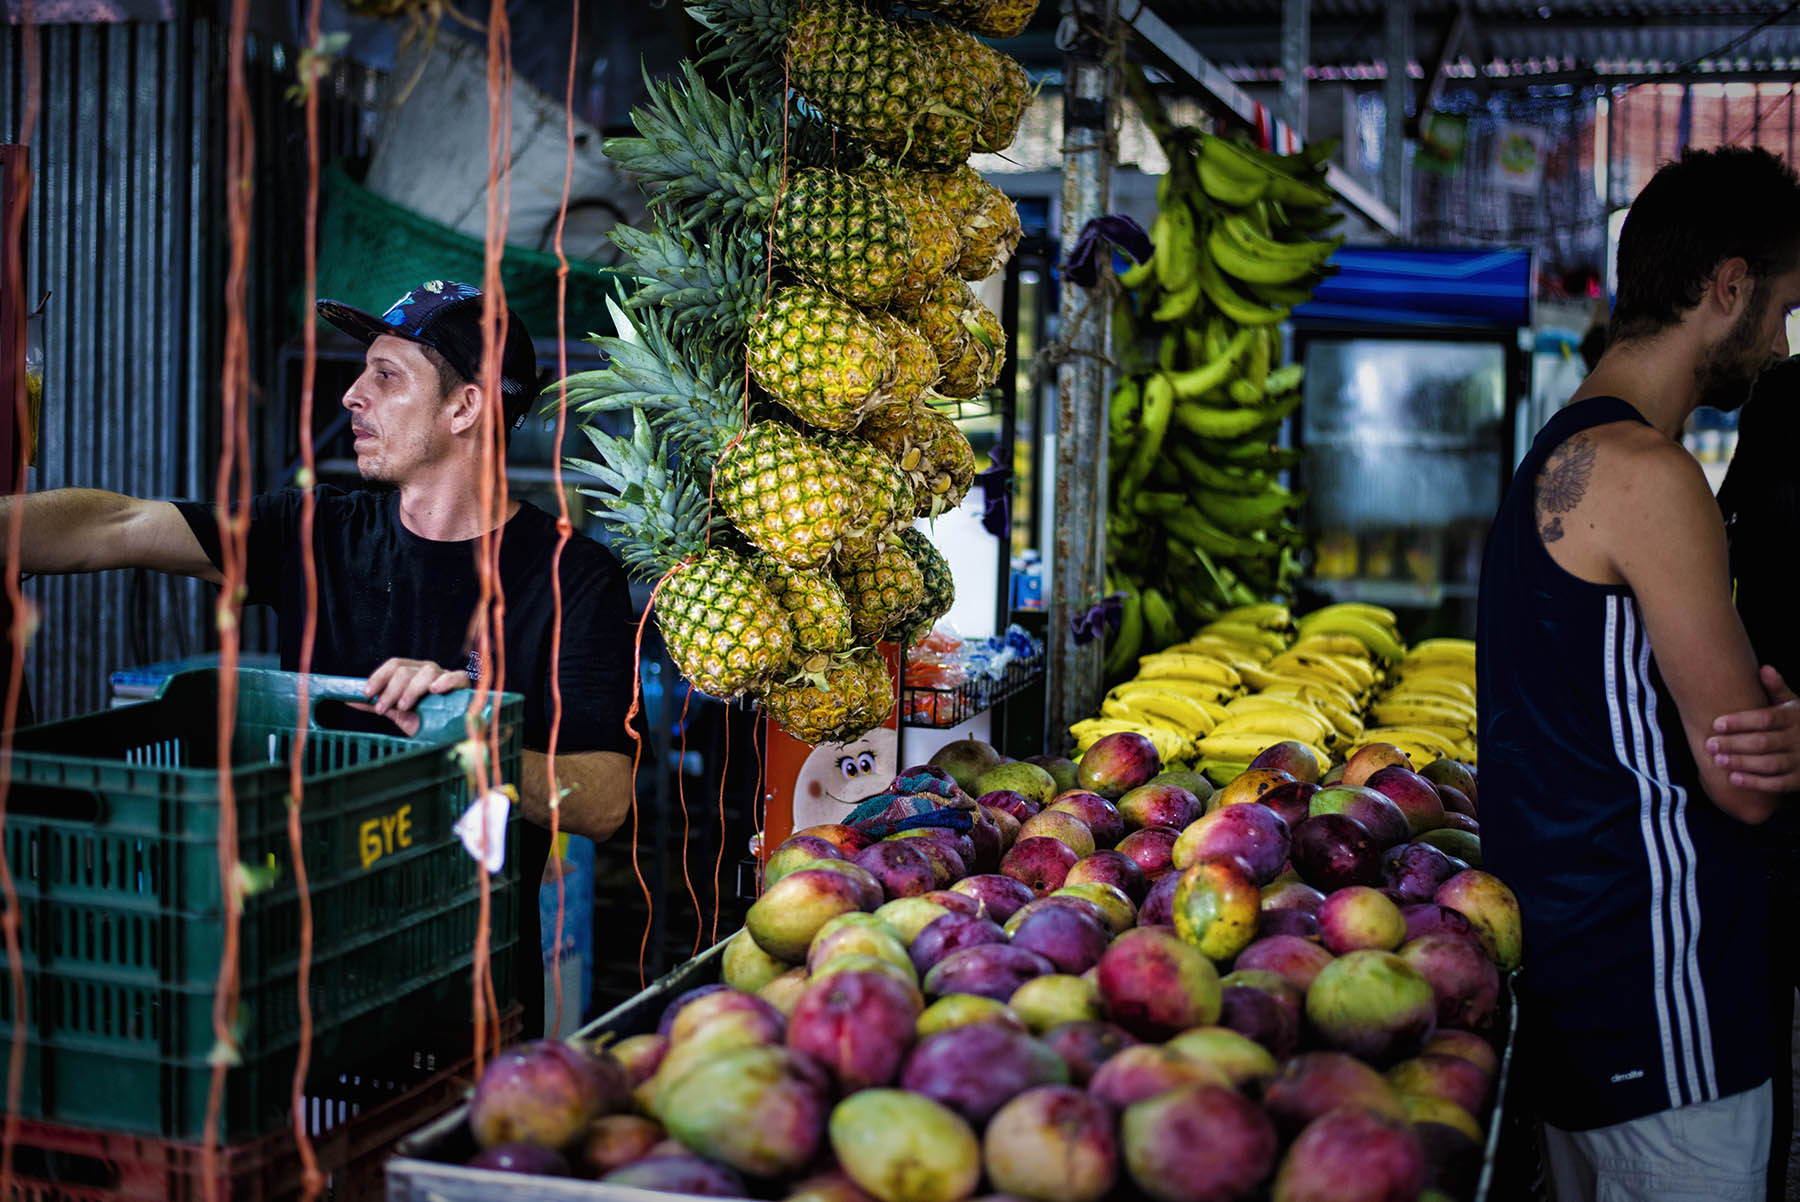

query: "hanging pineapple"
left=564, top=303, right=860, bottom=571
left=837, top=538, right=926, bottom=641
left=572, top=412, right=793, bottom=698
left=761, top=648, right=896, bottom=745
left=922, top=164, right=1026, bottom=281
left=604, top=66, right=954, bottom=309
left=893, top=528, right=956, bottom=648
left=561, top=0, right=1035, bottom=741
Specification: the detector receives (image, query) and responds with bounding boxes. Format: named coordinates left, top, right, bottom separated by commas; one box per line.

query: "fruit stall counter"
left=380, top=598, right=1528, bottom=1198
left=386, top=942, right=1522, bottom=1201
left=390, top=831, right=1519, bottom=1194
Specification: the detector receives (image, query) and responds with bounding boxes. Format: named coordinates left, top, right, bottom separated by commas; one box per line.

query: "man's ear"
left=445, top=382, right=485, bottom=435
left=1712, top=256, right=1755, bottom=319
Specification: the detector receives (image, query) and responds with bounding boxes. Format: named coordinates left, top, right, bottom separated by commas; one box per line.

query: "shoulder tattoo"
left=1535, top=433, right=1595, bottom=544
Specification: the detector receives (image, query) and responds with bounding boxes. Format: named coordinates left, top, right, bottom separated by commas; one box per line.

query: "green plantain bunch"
left=1102, top=68, right=1346, bottom=679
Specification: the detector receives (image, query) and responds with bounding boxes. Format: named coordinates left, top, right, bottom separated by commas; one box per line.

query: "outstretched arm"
left=0, top=489, right=221, bottom=582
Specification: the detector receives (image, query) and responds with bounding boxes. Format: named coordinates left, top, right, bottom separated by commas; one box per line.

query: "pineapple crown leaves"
left=604, top=63, right=786, bottom=232
left=609, top=221, right=764, bottom=356
left=553, top=294, right=747, bottom=476
left=685, top=0, right=796, bottom=96
left=567, top=408, right=720, bottom=579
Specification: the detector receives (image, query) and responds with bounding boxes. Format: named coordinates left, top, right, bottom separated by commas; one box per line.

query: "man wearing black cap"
left=0, top=280, right=638, bottom=1038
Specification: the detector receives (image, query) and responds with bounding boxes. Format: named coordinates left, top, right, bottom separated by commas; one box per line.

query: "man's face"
left=341, top=335, right=455, bottom=483
left=1696, top=268, right=1800, bottom=411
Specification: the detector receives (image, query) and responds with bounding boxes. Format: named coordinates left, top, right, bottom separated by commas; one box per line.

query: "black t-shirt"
left=178, top=486, right=639, bottom=1036
left=1718, top=390, right=1800, bottom=835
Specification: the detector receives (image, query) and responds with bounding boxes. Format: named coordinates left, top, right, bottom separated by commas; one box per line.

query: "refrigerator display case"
left=1290, top=248, right=1535, bottom=639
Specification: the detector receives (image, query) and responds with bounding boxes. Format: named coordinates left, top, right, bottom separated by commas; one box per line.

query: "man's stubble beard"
left=1694, top=283, right=1781, bottom=413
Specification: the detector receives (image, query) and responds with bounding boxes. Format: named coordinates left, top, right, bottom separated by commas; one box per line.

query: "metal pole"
left=1383, top=0, right=1410, bottom=230
left=1281, top=0, right=1310, bottom=138
left=1050, top=0, right=1117, bottom=752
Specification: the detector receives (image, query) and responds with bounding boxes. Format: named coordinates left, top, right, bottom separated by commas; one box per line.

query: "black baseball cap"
left=318, top=280, right=539, bottom=430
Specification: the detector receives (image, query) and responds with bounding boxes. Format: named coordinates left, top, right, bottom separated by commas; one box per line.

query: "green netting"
left=315, top=164, right=628, bottom=341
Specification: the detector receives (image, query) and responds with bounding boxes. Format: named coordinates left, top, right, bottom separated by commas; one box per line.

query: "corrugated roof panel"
left=1015, top=1, right=1800, bottom=81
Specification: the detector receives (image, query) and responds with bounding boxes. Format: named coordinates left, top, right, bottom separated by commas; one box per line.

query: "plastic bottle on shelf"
left=1013, top=550, right=1045, bottom=611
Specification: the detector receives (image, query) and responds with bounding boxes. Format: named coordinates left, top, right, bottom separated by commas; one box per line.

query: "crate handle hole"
left=15, top=1143, right=121, bottom=1191
left=8, top=783, right=103, bottom=823
left=312, top=699, right=413, bottom=738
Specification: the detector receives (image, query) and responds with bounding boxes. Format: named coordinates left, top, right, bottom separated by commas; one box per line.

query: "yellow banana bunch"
left=1241, top=663, right=1358, bottom=706
left=1071, top=717, right=1193, bottom=764
left=1399, top=640, right=1477, bottom=682
left=1265, top=650, right=1374, bottom=695
left=1196, top=729, right=1330, bottom=768
left=1369, top=696, right=1476, bottom=734
left=1385, top=673, right=1474, bottom=705
left=1215, top=601, right=1290, bottom=630
left=1295, top=601, right=1400, bottom=634
left=1170, top=636, right=1271, bottom=672
left=1102, top=686, right=1219, bottom=738
left=1196, top=620, right=1290, bottom=657
left=1291, top=603, right=1405, bottom=665
left=1287, top=632, right=1376, bottom=660
left=1110, top=676, right=1234, bottom=706
left=1359, top=634, right=1481, bottom=765
left=1212, top=704, right=1336, bottom=751
left=1136, top=652, right=1243, bottom=688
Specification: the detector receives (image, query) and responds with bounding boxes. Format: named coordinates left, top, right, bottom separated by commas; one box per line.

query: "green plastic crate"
left=0, top=669, right=524, bottom=1142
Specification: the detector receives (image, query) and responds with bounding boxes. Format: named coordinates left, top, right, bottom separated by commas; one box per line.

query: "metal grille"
left=0, top=17, right=378, bottom=721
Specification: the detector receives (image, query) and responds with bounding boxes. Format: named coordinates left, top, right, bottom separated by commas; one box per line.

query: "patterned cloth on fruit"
left=844, top=771, right=976, bottom=839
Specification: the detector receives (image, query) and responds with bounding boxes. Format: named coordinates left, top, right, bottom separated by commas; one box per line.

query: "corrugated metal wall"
left=0, top=16, right=376, bottom=721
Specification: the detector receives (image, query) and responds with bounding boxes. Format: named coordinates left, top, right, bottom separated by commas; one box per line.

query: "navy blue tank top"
left=1477, top=396, right=1770, bottom=1131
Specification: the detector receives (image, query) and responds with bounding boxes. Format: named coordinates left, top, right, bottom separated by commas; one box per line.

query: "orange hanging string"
left=677, top=686, right=703, bottom=957
left=750, top=711, right=767, bottom=899
left=203, top=1, right=257, bottom=1194
left=711, top=706, right=730, bottom=948
left=0, top=5, right=41, bottom=1194
left=542, top=0, right=582, bottom=1040
left=469, top=0, right=516, bottom=1071
left=285, top=0, right=326, bottom=1195
left=624, top=565, right=684, bottom=988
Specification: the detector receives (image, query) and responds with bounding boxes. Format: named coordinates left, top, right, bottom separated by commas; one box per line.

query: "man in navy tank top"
left=1479, top=146, right=1800, bottom=1199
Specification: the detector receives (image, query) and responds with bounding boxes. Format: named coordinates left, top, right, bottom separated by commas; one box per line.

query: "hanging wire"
left=469, top=0, right=519, bottom=1074
left=543, top=0, right=583, bottom=1042
left=286, top=0, right=327, bottom=1194
left=711, top=707, right=730, bottom=947
left=1726, top=83, right=1796, bottom=147
left=0, top=4, right=41, bottom=1195
left=749, top=713, right=768, bottom=896
left=624, top=569, right=681, bottom=989
left=202, top=0, right=258, bottom=1193
left=678, top=686, right=704, bottom=957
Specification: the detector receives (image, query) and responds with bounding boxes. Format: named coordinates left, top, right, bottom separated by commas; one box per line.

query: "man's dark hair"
left=418, top=342, right=469, bottom=400
left=417, top=341, right=522, bottom=446
left=1610, top=146, right=1800, bottom=345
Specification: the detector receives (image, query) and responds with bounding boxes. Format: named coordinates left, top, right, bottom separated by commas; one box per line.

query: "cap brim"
left=317, top=298, right=398, bottom=347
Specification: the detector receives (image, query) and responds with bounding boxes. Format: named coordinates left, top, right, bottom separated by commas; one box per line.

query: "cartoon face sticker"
left=791, top=727, right=898, bottom=833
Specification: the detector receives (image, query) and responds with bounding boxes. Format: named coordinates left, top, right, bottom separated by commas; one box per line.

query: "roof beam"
left=1118, top=1, right=1403, bottom=234
left=1409, top=3, right=1471, bottom=136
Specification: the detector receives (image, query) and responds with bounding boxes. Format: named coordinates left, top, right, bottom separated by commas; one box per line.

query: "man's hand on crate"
left=358, top=656, right=470, bottom=736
